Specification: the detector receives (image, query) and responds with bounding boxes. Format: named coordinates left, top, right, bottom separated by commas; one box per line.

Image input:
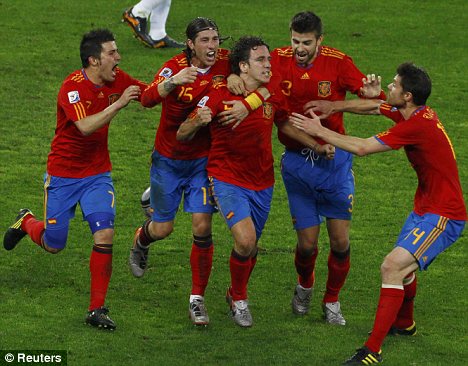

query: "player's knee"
left=149, top=220, right=173, bottom=239
left=329, top=236, right=349, bottom=252
left=235, top=239, right=256, bottom=257
left=297, top=240, right=318, bottom=253
left=380, top=255, right=399, bottom=278
left=192, top=215, right=212, bottom=236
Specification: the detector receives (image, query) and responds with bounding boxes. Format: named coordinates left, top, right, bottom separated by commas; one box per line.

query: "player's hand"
left=290, top=111, right=323, bottom=136
left=359, top=74, right=382, bottom=98
left=316, top=143, right=335, bottom=160
left=173, top=66, right=198, bottom=85
left=195, top=107, right=213, bottom=127
left=116, top=85, right=142, bottom=109
left=226, top=74, right=247, bottom=96
left=303, top=100, right=333, bottom=119
left=217, top=101, right=249, bottom=129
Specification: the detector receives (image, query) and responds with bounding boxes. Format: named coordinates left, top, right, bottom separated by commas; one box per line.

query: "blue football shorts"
left=209, top=177, right=273, bottom=241
left=150, top=150, right=216, bottom=222
left=43, top=172, right=116, bottom=248
left=280, top=148, right=355, bottom=230
left=396, top=211, right=465, bottom=270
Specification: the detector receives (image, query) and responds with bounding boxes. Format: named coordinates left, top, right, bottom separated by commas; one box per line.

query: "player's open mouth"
left=112, top=64, right=118, bottom=76
left=207, top=51, right=216, bottom=59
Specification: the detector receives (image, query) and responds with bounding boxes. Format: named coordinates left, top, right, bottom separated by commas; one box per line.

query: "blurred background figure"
left=122, top=0, right=184, bottom=48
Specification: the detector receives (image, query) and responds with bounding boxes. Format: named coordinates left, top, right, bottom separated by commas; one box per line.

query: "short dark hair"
left=397, top=62, right=432, bottom=105
left=290, top=11, right=323, bottom=37
left=184, top=17, right=219, bottom=60
left=230, top=36, right=269, bottom=75
left=80, top=29, right=115, bottom=68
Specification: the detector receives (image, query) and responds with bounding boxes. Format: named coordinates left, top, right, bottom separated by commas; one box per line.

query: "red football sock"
left=229, top=249, right=251, bottom=301
left=393, top=272, right=417, bottom=329
left=21, top=214, right=45, bottom=246
left=365, top=286, right=404, bottom=353
left=323, top=248, right=350, bottom=303
left=248, top=248, right=258, bottom=280
left=89, top=244, right=113, bottom=311
left=190, top=235, right=214, bottom=296
left=294, top=246, right=319, bottom=288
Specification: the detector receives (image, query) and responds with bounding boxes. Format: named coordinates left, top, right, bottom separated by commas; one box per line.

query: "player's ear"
left=316, top=35, right=323, bottom=46
left=187, top=39, right=195, bottom=52
left=89, top=56, right=100, bottom=66
left=239, top=61, right=249, bottom=74
left=404, top=91, right=413, bottom=103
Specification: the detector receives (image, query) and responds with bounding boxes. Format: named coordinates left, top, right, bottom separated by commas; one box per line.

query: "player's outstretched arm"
left=290, top=111, right=390, bottom=156
left=75, top=85, right=141, bottom=136
left=304, top=98, right=383, bottom=119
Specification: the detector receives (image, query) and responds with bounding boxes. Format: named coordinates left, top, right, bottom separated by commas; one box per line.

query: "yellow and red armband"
left=241, top=90, right=265, bottom=112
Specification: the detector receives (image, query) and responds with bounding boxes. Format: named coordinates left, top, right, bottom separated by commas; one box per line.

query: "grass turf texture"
left=0, top=0, right=467, bottom=365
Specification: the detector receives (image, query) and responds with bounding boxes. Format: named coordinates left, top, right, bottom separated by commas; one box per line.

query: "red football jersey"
left=377, top=103, right=467, bottom=220
left=202, top=84, right=288, bottom=190
left=270, top=45, right=384, bottom=149
left=142, top=49, right=230, bottom=160
left=47, top=67, right=146, bottom=178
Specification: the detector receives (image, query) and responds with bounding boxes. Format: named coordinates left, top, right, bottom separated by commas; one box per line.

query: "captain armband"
left=241, top=90, right=265, bottom=112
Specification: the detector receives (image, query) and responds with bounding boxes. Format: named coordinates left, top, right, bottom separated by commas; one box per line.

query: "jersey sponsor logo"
left=263, top=102, right=273, bottom=120
left=159, top=67, right=173, bottom=78
left=197, top=95, right=209, bottom=107
left=301, top=72, right=310, bottom=80
left=200, top=80, right=209, bottom=86
left=67, top=91, right=80, bottom=104
left=318, top=81, right=331, bottom=97
left=98, top=91, right=104, bottom=98
left=108, top=93, right=120, bottom=105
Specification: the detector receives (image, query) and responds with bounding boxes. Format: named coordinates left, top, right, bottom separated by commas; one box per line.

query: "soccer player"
left=271, top=11, right=385, bottom=324
left=122, top=0, right=184, bottom=48
left=3, top=29, right=147, bottom=330
left=291, top=62, right=467, bottom=364
left=177, top=36, right=334, bottom=328
left=128, top=17, right=259, bottom=326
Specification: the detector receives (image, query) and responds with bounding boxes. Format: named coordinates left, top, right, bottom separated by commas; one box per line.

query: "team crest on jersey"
left=318, top=81, right=331, bottom=97
left=67, top=91, right=80, bottom=104
left=108, top=93, right=120, bottom=105
left=263, top=102, right=273, bottom=119
left=197, top=95, right=209, bottom=107
left=159, top=67, right=173, bottom=78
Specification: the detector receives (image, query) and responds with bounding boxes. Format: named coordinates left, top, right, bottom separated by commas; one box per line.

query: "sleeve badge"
left=67, top=91, right=80, bottom=104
